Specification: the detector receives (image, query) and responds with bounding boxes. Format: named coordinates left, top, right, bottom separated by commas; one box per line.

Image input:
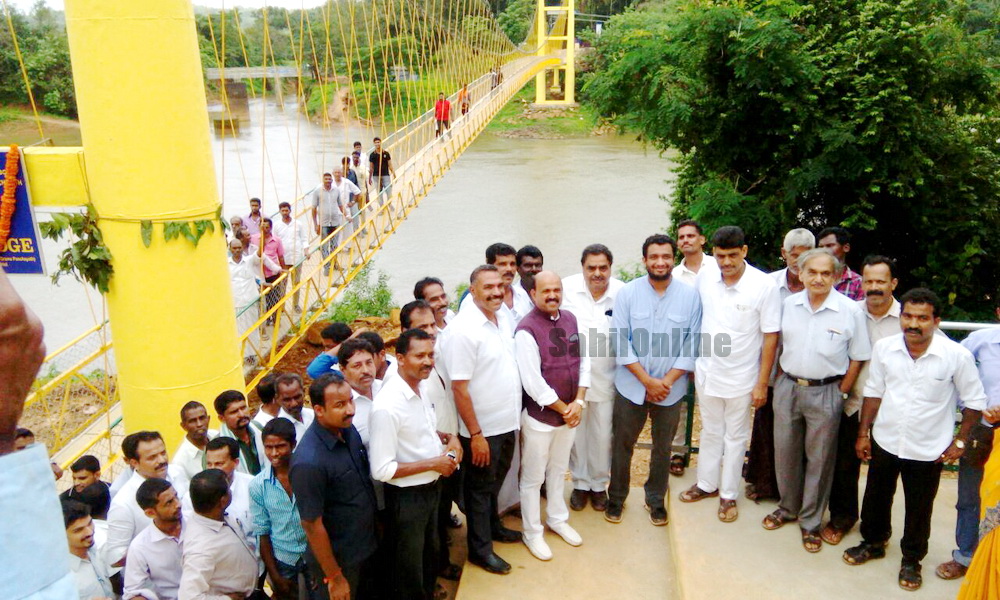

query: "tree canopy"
left=585, top=0, right=1000, bottom=318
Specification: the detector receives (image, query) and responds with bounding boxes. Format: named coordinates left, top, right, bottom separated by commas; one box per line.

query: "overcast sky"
left=7, top=0, right=331, bottom=12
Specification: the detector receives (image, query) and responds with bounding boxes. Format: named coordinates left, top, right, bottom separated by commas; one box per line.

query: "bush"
left=324, top=266, right=396, bottom=323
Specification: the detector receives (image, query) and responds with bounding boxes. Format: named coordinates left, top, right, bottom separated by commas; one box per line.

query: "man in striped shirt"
left=250, top=418, right=314, bottom=600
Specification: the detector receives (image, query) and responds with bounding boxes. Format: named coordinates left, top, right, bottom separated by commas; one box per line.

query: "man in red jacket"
left=434, top=92, right=451, bottom=138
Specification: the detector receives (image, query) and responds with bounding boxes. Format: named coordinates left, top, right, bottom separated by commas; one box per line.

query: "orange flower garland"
left=0, top=144, right=19, bottom=254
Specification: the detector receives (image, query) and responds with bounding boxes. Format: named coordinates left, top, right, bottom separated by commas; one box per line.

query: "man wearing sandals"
left=679, top=227, right=780, bottom=523
left=762, top=248, right=870, bottom=553
left=844, top=288, right=987, bottom=591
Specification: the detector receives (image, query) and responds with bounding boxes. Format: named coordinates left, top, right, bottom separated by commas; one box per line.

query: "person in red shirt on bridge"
left=435, top=92, right=451, bottom=138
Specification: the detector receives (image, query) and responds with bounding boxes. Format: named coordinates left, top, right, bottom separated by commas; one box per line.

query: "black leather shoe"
left=569, top=489, right=589, bottom=511
left=492, top=526, right=521, bottom=543
left=469, top=552, right=511, bottom=575
left=591, top=490, right=609, bottom=512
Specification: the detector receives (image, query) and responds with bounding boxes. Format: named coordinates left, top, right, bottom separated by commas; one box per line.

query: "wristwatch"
left=955, top=439, right=966, bottom=450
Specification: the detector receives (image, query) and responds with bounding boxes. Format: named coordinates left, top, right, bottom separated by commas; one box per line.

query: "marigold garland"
left=0, top=144, right=19, bottom=253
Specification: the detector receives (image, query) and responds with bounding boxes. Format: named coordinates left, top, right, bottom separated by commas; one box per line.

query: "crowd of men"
left=5, top=218, right=1000, bottom=600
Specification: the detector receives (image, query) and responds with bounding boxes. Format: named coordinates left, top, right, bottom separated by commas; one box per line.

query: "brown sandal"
left=679, top=484, right=719, bottom=503
left=820, top=524, right=846, bottom=545
left=935, top=560, right=968, bottom=580
left=762, top=509, right=798, bottom=530
left=718, top=499, right=738, bottom=523
left=802, top=528, right=822, bottom=553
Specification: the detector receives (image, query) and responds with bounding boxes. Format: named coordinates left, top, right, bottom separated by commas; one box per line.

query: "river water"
left=12, top=98, right=677, bottom=353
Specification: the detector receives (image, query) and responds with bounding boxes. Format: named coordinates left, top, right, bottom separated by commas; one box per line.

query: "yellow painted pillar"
left=535, top=0, right=548, bottom=104
left=564, top=0, right=575, bottom=104
left=64, top=0, right=244, bottom=452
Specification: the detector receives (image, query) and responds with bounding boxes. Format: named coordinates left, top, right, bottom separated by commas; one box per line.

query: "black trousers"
left=436, top=465, right=462, bottom=571
left=859, top=440, right=943, bottom=562
left=384, top=481, right=441, bottom=600
left=460, top=431, right=516, bottom=560
left=827, top=412, right=861, bottom=531
left=745, top=386, right=780, bottom=500
left=306, top=549, right=375, bottom=600
left=609, top=392, right=681, bottom=509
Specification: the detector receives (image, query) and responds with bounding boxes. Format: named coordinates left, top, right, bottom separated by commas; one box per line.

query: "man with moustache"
left=514, top=245, right=544, bottom=322
left=338, top=337, right=382, bottom=449
left=414, top=277, right=455, bottom=332
left=679, top=227, right=780, bottom=523
left=400, top=299, right=464, bottom=579
left=124, top=479, right=184, bottom=600
left=276, top=373, right=315, bottom=442
left=215, top=390, right=265, bottom=476
left=844, top=289, right=986, bottom=591
left=745, top=228, right=816, bottom=502
left=171, top=401, right=218, bottom=488
left=310, top=172, right=349, bottom=275
left=822, top=255, right=901, bottom=546
left=563, top=244, right=624, bottom=512
left=515, top=271, right=589, bottom=560
left=460, top=243, right=527, bottom=325
left=292, top=373, right=379, bottom=600
left=242, top=197, right=263, bottom=236
left=106, top=431, right=188, bottom=569
left=606, top=234, right=702, bottom=526
left=763, top=249, right=869, bottom=554
left=370, top=329, right=462, bottom=598
left=443, top=265, right=522, bottom=575
left=670, top=220, right=719, bottom=476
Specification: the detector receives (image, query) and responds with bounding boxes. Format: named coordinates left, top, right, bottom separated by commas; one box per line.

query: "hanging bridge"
left=11, top=0, right=576, bottom=470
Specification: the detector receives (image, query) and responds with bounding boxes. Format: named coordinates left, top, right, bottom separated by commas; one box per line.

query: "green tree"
left=498, top=0, right=535, bottom=43
left=586, top=0, right=1000, bottom=317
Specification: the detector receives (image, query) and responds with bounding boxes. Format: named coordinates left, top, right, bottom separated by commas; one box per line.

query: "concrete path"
left=457, top=488, right=680, bottom=599
left=669, top=469, right=964, bottom=599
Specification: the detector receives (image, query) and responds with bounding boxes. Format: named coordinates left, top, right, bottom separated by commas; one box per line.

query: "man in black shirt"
left=368, top=137, right=396, bottom=205
left=291, top=372, right=378, bottom=600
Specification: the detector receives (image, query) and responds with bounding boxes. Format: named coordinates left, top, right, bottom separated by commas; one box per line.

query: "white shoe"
left=548, top=522, right=582, bottom=547
left=523, top=534, right=552, bottom=561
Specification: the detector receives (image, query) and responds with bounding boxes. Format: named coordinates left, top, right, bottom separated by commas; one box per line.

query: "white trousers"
left=696, top=391, right=753, bottom=500
left=519, top=413, right=577, bottom=540
left=569, top=399, right=613, bottom=492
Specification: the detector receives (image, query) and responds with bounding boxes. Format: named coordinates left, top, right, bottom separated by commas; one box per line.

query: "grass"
left=486, top=80, right=598, bottom=137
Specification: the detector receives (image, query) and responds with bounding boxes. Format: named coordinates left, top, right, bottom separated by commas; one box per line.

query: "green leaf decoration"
left=140, top=220, right=153, bottom=248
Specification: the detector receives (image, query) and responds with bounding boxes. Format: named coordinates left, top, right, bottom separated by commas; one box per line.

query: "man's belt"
left=785, top=373, right=843, bottom=387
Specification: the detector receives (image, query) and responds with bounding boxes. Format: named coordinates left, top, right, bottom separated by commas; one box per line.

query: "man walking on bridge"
left=435, top=92, right=451, bottom=138
left=369, top=137, right=396, bottom=204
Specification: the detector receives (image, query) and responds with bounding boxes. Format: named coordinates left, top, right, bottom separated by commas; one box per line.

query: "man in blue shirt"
left=290, top=373, right=378, bottom=600
left=306, top=323, right=353, bottom=380
left=606, top=234, right=703, bottom=526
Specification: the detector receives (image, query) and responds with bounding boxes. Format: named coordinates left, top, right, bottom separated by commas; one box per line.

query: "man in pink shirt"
left=251, top=217, right=287, bottom=334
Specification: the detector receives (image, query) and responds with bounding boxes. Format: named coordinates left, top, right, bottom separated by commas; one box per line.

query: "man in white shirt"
left=370, top=329, right=462, bottom=599
left=515, top=271, right=589, bottom=561
left=124, top=479, right=184, bottom=600
left=250, top=373, right=280, bottom=432
left=414, top=277, right=455, bottom=332
left=763, top=249, right=870, bottom=553
left=513, top=245, right=544, bottom=320
left=274, top=373, right=315, bottom=442
left=227, top=237, right=265, bottom=313
left=398, top=299, right=463, bottom=578
left=272, top=201, right=311, bottom=313
left=333, top=167, right=362, bottom=235
left=215, top=390, right=266, bottom=477
left=198, top=437, right=257, bottom=551
left=746, top=228, right=816, bottom=502
left=106, top=431, right=188, bottom=569
left=844, top=288, right=987, bottom=591
left=179, top=470, right=258, bottom=600
left=309, top=172, right=349, bottom=275
left=171, top=401, right=218, bottom=490
left=822, top=255, right=900, bottom=546
left=563, top=244, right=625, bottom=512
left=458, top=243, right=528, bottom=325
left=443, top=264, right=522, bottom=575
left=669, top=220, right=719, bottom=476
left=679, top=227, right=780, bottom=523
left=338, top=337, right=384, bottom=449
left=63, top=500, right=114, bottom=600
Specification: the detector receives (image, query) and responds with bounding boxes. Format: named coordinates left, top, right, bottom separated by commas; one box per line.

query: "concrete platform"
left=669, top=469, right=964, bottom=599
left=457, top=488, right=680, bottom=599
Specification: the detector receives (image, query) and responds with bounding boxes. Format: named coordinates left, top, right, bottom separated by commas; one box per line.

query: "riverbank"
left=0, top=106, right=82, bottom=146
left=485, top=81, right=608, bottom=139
